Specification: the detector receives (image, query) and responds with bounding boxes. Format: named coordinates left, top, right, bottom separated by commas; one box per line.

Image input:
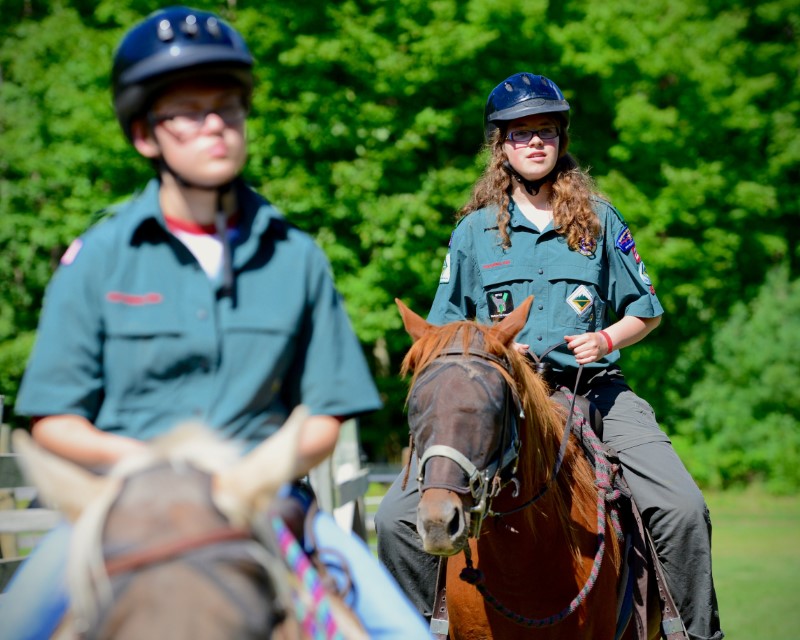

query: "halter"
left=414, top=348, right=522, bottom=539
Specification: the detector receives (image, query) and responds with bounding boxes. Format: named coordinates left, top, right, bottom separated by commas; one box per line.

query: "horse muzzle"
left=417, top=487, right=470, bottom=555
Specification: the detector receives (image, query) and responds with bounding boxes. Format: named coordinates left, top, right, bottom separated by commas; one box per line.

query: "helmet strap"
left=502, top=160, right=557, bottom=196
left=158, top=158, right=238, bottom=305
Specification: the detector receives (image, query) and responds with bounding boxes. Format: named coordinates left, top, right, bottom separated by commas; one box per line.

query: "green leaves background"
left=1, top=0, right=798, bottom=490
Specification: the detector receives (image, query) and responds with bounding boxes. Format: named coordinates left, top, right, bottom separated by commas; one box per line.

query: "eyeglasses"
left=505, top=126, right=560, bottom=143
left=149, top=104, right=247, bottom=137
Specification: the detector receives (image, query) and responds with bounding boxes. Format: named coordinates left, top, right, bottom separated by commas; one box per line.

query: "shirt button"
left=197, top=308, right=208, bottom=320
left=537, top=268, right=544, bottom=275
left=538, top=304, right=544, bottom=310
left=537, top=336, right=543, bottom=341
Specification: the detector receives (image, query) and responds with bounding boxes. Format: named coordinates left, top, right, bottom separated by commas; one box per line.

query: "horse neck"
left=491, top=378, right=600, bottom=568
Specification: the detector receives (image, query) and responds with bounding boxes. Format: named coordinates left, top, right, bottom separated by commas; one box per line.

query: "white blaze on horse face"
left=12, top=430, right=109, bottom=522
left=213, top=404, right=309, bottom=526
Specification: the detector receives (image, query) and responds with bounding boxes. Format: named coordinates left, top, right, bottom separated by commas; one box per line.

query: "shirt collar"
left=125, top=178, right=284, bottom=243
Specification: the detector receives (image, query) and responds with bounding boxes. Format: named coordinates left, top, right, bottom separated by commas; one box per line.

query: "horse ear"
left=214, top=405, right=308, bottom=518
left=396, top=298, right=432, bottom=342
left=11, top=429, right=108, bottom=522
left=489, top=295, right=534, bottom=346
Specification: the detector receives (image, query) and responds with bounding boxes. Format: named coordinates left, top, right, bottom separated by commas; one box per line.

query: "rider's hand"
left=513, top=342, right=530, bottom=355
left=564, top=332, right=607, bottom=365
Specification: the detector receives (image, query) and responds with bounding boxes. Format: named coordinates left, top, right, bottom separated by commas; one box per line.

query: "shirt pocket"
left=547, top=263, right=604, bottom=332
left=224, top=309, right=300, bottom=385
left=479, top=265, right=534, bottom=323
left=104, top=308, right=190, bottom=405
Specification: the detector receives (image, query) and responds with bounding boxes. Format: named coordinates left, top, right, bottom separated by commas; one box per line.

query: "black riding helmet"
left=112, top=6, right=253, bottom=142
left=484, top=73, right=570, bottom=142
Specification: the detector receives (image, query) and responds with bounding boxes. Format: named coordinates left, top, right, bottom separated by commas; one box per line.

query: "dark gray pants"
left=375, top=377, right=724, bottom=640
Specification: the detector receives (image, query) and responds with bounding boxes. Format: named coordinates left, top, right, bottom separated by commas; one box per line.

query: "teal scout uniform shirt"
left=428, top=198, right=663, bottom=376
left=17, top=179, right=382, bottom=447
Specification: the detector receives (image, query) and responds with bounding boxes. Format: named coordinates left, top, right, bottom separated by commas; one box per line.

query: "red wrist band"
left=599, top=330, right=614, bottom=353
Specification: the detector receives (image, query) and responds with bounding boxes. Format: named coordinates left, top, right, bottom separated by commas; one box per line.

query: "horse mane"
left=402, top=320, right=600, bottom=568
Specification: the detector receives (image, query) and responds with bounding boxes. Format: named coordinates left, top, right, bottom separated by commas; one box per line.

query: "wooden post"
left=0, top=399, right=20, bottom=559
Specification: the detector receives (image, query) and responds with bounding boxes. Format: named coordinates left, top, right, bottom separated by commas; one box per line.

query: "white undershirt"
left=171, top=229, right=224, bottom=279
left=164, top=216, right=235, bottom=280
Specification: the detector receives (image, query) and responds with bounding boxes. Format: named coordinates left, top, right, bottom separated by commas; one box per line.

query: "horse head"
left=13, top=407, right=356, bottom=640
left=397, top=297, right=563, bottom=556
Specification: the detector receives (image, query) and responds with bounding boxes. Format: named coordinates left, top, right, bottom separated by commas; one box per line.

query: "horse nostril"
left=448, top=510, right=461, bottom=537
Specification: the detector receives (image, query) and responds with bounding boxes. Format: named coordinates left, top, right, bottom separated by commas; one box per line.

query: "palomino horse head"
left=13, top=407, right=365, bottom=640
left=396, top=296, right=565, bottom=555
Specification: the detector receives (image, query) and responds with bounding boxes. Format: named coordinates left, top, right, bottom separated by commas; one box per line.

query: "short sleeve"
left=601, top=202, right=664, bottom=320
left=286, top=244, right=382, bottom=419
left=16, top=236, right=106, bottom=420
left=427, top=217, right=482, bottom=324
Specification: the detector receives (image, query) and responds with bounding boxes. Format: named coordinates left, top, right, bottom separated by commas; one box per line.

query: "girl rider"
left=376, top=72, right=723, bottom=640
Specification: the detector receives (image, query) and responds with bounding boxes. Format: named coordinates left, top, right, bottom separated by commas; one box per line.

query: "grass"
left=705, top=488, right=800, bottom=640
left=366, top=483, right=800, bottom=639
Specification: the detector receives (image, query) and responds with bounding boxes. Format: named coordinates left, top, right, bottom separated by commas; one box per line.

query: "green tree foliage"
left=1, top=0, right=798, bottom=486
left=673, top=266, right=800, bottom=493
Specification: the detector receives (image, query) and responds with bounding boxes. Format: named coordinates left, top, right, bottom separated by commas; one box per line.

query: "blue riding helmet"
left=112, top=5, right=254, bottom=141
left=484, top=72, right=570, bottom=142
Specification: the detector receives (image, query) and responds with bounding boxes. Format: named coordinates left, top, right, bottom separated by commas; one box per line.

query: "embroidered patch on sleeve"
left=487, top=290, right=515, bottom=321
left=615, top=227, right=635, bottom=253
left=567, top=285, right=594, bottom=316
left=439, top=252, right=451, bottom=284
left=60, top=238, right=83, bottom=266
left=639, top=262, right=652, bottom=286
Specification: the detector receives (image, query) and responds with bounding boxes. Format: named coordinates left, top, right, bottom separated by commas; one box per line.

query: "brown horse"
left=397, top=297, right=661, bottom=640
left=13, top=407, right=366, bottom=640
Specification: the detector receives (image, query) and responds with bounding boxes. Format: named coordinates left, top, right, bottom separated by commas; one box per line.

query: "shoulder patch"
left=639, top=261, right=652, bottom=286
left=439, top=252, right=451, bottom=284
left=615, top=226, right=636, bottom=253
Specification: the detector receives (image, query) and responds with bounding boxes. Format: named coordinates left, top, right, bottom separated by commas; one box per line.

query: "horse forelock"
left=110, top=422, right=243, bottom=479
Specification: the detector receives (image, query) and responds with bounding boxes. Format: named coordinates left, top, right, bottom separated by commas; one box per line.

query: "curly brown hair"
left=457, top=120, right=603, bottom=253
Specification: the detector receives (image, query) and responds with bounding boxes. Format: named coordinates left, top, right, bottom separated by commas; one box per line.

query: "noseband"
left=414, top=348, right=523, bottom=539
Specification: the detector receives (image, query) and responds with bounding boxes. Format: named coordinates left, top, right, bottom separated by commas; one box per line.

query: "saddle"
left=267, top=480, right=355, bottom=602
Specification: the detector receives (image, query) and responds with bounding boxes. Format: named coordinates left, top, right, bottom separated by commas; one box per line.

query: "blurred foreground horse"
left=13, top=407, right=366, bottom=639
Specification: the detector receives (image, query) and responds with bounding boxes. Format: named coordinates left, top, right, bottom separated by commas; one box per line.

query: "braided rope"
left=459, top=388, right=625, bottom=627
left=271, top=517, right=344, bottom=640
